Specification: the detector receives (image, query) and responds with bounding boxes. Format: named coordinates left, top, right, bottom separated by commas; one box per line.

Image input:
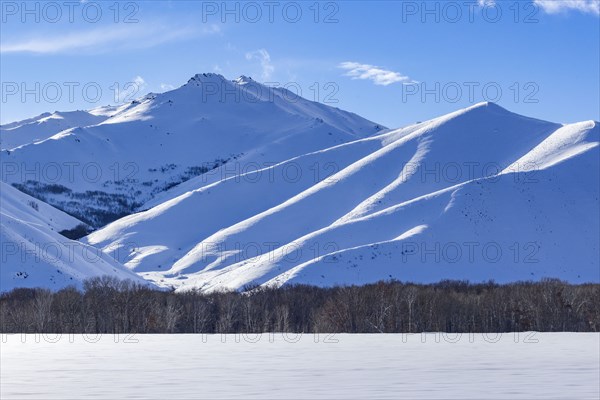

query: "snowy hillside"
left=1, top=74, right=383, bottom=227
left=0, top=181, right=150, bottom=292
left=85, top=102, right=600, bottom=291
left=0, top=110, right=111, bottom=150
left=0, top=181, right=84, bottom=233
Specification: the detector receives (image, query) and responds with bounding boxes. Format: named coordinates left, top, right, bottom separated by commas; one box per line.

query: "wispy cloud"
left=113, top=76, right=148, bottom=102
left=0, top=22, right=215, bottom=55
left=245, top=49, right=274, bottom=80
left=132, top=76, right=147, bottom=93
left=534, top=0, right=600, bottom=15
left=160, top=83, right=175, bottom=91
left=338, top=62, right=413, bottom=86
left=202, top=24, right=223, bottom=35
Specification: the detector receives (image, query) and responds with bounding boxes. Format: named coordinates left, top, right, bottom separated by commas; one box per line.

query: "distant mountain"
left=0, top=110, right=111, bottom=150
left=84, top=102, right=599, bottom=291
left=0, top=181, right=149, bottom=292
left=1, top=74, right=383, bottom=227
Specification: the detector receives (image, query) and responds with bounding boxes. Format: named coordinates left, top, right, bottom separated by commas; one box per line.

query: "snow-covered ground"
left=1, top=333, right=598, bottom=399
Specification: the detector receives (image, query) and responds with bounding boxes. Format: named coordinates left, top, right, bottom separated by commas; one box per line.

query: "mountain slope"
left=265, top=145, right=599, bottom=288
left=1, top=74, right=383, bottom=227
left=0, top=181, right=150, bottom=292
left=1, top=181, right=84, bottom=233
left=0, top=110, right=111, bottom=150
left=84, top=103, right=600, bottom=291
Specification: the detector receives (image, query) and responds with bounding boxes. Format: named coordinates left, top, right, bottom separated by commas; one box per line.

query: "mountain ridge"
left=1, top=76, right=598, bottom=292
left=83, top=101, right=599, bottom=291
left=1, top=74, right=383, bottom=227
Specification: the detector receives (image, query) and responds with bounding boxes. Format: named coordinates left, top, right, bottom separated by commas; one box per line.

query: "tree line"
left=1, top=277, right=598, bottom=333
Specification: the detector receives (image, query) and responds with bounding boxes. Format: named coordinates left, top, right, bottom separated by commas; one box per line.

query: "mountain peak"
left=467, top=101, right=506, bottom=112
left=233, top=75, right=254, bottom=85
left=186, top=73, right=227, bottom=85
left=442, top=101, right=514, bottom=122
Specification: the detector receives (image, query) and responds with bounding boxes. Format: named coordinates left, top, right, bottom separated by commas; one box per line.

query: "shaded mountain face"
left=1, top=73, right=383, bottom=227
left=83, top=102, right=599, bottom=292
left=0, top=181, right=150, bottom=292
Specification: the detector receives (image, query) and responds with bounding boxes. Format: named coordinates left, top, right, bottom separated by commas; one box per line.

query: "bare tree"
left=1, top=278, right=598, bottom=334
left=33, top=289, right=53, bottom=332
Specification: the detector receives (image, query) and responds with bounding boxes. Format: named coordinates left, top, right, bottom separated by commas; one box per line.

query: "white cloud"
left=0, top=22, right=214, bottom=55
left=245, top=49, right=274, bottom=80
left=160, top=83, right=175, bottom=91
left=202, top=24, right=223, bottom=35
left=534, top=0, right=600, bottom=15
left=133, top=76, right=147, bottom=92
left=114, top=76, right=148, bottom=102
left=338, top=62, right=413, bottom=86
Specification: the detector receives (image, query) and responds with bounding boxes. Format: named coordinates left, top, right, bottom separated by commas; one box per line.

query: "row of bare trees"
left=1, top=277, right=598, bottom=333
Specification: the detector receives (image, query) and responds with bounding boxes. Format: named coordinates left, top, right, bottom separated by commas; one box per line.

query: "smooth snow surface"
left=84, top=102, right=600, bottom=291
left=1, top=333, right=598, bottom=399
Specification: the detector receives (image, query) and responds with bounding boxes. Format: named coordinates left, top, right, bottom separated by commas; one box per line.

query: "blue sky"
left=1, top=0, right=599, bottom=127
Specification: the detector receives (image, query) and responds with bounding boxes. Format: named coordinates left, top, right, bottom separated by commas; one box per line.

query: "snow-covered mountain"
left=0, top=110, right=112, bottom=150
left=0, top=181, right=149, bottom=292
left=0, top=74, right=383, bottom=227
left=84, top=102, right=600, bottom=292
left=2, top=74, right=597, bottom=292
